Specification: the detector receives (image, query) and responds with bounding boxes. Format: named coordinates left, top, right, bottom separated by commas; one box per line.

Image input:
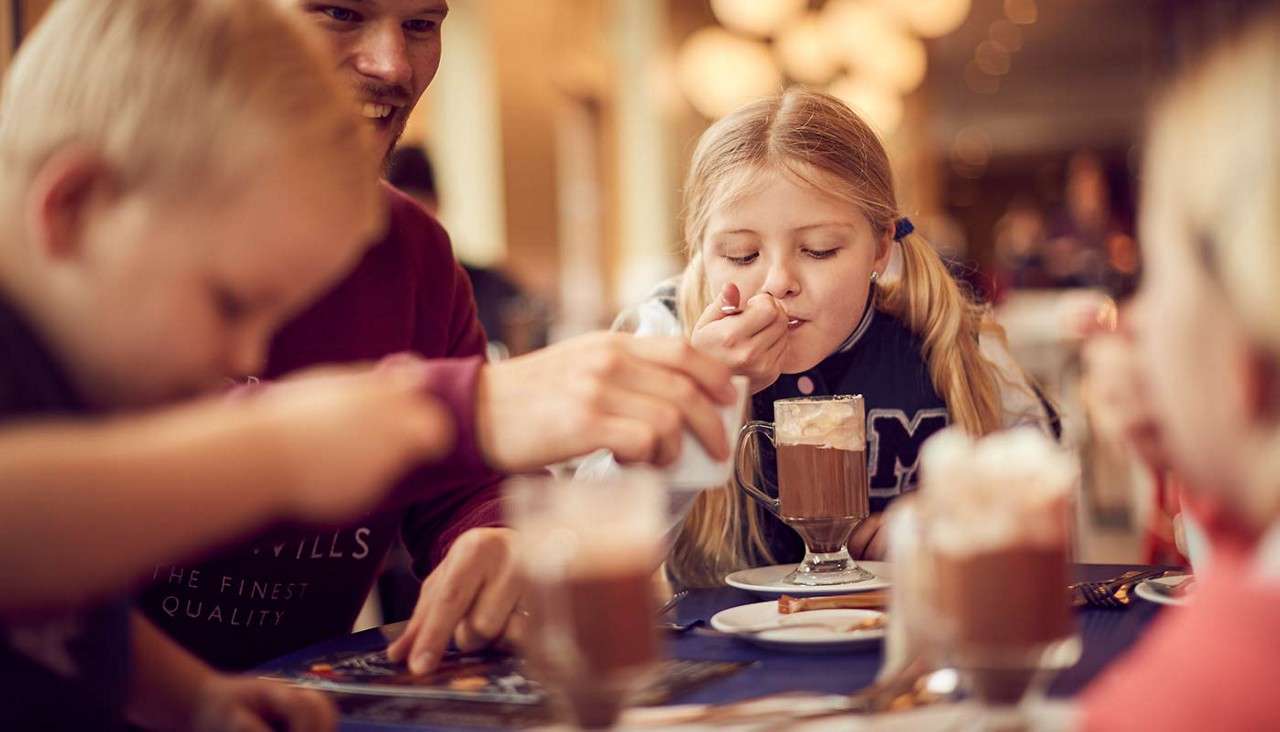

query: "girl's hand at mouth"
left=691, top=283, right=789, bottom=394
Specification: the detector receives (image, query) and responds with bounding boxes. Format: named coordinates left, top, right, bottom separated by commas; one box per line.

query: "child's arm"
left=126, top=612, right=335, bottom=732
left=0, top=367, right=453, bottom=616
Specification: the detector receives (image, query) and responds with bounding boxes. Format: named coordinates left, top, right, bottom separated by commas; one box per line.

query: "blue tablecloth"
left=258, top=563, right=1171, bottom=731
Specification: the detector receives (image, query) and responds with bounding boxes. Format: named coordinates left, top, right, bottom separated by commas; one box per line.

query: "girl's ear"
left=25, top=146, right=116, bottom=263
left=873, top=232, right=894, bottom=275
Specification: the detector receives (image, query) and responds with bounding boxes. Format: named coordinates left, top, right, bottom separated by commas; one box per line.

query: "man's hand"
left=475, top=332, right=737, bottom=472
left=690, top=284, right=788, bottom=394
left=386, top=528, right=525, bottom=675
left=190, top=676, right=336, bottom=732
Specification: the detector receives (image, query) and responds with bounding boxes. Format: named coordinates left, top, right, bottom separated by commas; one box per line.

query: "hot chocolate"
left=776, top=443, right=869, bottom=520
left=733, top=395, right=875, bottom=585
left=524, top=561, right=658, bottom=729
left=774, top=396, right=870, bottom=556
left=526, top=565, right=657, bottom=674
left=917, top=428, right=1081, bottom=708
left=934, top=543, right=1072, bottom=648
left=506, top=474, right=665, bottom=729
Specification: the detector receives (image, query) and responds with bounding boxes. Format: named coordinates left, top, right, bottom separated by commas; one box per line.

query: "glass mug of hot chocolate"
left=914, top=428, right=1081, bottom=728
left=733, top=395, right=875, bottom=586
left=505, top=472, right=664, bottom=730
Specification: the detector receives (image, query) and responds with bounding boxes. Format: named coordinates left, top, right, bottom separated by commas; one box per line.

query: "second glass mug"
left=733, top=394, right=875, bottom=586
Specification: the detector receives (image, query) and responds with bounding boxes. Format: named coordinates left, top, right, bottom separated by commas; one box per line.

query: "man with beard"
left=138, top=0, right=733, bottom=679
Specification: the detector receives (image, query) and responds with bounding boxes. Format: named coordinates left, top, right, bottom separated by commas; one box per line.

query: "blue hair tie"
left=893, top=217, right=914, bottom=241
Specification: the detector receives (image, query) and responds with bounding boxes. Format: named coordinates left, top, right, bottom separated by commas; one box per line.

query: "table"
left=258, top=564, right=1171, bottom=731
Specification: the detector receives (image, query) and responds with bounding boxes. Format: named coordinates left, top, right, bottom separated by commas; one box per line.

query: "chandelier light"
left=821, top=0, right=925, bottom=92
left=710, top=0, right=808, bottom=38
left=677, top=27, right=783, bottom=119
left=829, top=75, right=903, bottom=135
left=877, top=0, right=972, bottom=39
left=776, top=13, right=840, bottom=85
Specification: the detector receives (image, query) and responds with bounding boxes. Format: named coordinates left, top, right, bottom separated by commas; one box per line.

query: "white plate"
left=725, top=562, right=891, bottom=598
left=709, top=601, right=885, bottom=652
left=1134, top=574, right=1194, bottom=607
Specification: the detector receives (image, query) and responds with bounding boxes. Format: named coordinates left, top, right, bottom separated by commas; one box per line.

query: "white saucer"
left=709, top=601, right=885, bottom=653
left=1134, top=574, right=1194, bottom=607
left=725, top=562, right=891, bottom=598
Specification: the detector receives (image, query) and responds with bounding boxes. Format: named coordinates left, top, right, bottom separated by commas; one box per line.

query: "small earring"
left=870, top=271, right=880, bottom=284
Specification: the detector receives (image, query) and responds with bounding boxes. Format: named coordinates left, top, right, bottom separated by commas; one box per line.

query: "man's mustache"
left=357, top=83, right=412, bottom=106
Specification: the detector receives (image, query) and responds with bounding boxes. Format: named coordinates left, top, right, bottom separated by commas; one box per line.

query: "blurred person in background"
left=1042, top=151, right=1139, bottom=295
left=387, top=146, right=549, bottom=360
left=990, top=195, right=1051, bottom=299
left=1081, top=9, right=1280, bottom=728
left=136, top=0, right=737, bottom=681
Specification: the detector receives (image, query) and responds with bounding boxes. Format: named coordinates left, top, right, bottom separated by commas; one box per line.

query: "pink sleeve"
left=1079, top=554, right=1280, bottom=730
left=381, top=355, right=505, bottom=576
left=393, top=215, right=508, bottom=576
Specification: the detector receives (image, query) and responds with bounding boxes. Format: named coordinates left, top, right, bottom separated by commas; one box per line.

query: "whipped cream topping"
left=776, top=396, right=865, bottom=451
left=515, top=473, right=665, bottom=579
left=920, top=427, right=1077, bottom=557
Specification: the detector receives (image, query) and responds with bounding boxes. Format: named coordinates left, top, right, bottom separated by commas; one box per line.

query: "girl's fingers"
left=694, top=282, right=744, bottom=329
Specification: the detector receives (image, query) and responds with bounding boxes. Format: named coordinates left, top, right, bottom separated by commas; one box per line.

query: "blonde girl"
left=623, top=89, right=1051, bottom=587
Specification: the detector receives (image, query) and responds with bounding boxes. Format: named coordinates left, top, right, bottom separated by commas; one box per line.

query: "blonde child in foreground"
left=1080, top=9, right=1280, bottom=729
left=0, top=0, right=451, bottom=728
left=614, top=89, right=1051, bottom=587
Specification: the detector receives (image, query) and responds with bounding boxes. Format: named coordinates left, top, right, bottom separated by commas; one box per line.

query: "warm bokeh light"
left=989, top=19, right=1024, bottom=51
left=975, top=40, right=1012, bottom=76
left=878, top=0, right=973, bottom=39
left=829, top=75, right=903, bottom=135
left=677, top=26, right=783, bottom=119
left=1005, top=0, right=1039, bottom=26
left=864, top=30, right=928, bottom=92
left=775, top=13, right=840, bottom=85
left=963, top=60, right=1001, bottom=94
left=709, top=0, right=808, bottom=38
left=950, top=125, right=992, bottom=178
left=822, top=0, right=927, bottom=92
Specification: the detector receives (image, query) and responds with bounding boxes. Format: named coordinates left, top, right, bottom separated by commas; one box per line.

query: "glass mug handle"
left=733, top=420, right=782, bottom=517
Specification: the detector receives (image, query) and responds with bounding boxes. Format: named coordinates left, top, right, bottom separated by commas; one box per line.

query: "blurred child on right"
left=1080, top=8, right=1280, bottom=729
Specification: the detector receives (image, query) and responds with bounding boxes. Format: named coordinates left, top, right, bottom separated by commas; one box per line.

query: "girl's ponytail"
left=878, top=233, right=1005, bottom=436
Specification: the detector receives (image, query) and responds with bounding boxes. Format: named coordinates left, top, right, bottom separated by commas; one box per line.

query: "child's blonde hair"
left=0, top=0, right=378, bottom=209
left=1144, top=11, right=1280, bottom=522
left=671, top=89, right=1009, bottom=586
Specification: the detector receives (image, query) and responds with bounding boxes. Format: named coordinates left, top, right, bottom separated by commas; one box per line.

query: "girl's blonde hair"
left=1144, top=12, right=1280, bottom=522
left=0, top=0, right=378, bottom=209
left=671, top=89, right=1009, bottom=587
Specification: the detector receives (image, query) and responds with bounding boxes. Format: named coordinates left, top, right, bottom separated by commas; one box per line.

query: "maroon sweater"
left=138, top=184, right=504, bottom=670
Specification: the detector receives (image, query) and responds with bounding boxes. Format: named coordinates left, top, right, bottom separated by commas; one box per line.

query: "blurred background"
left=2, top=0, right=1271, bottom=561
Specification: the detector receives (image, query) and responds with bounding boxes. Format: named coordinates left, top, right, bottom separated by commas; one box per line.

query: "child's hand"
left=690, top=283, right=789, bottom=394
left=190, top=676, right=336, bottom=732
left=848, top=512, right=887, bottom=560
left=244, top=366, right=456, bottom=524
left=1080, top=303, right=1169, bottom=471
left=387, top=527, right=526, bottom=675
